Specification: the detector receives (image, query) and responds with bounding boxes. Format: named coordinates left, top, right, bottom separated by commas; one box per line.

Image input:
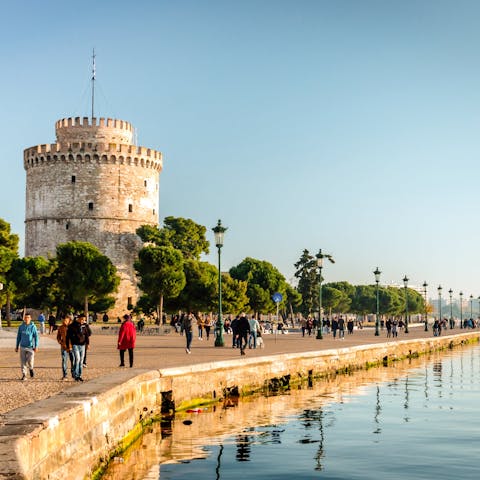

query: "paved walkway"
left=0, top=324, right=462, bottom=415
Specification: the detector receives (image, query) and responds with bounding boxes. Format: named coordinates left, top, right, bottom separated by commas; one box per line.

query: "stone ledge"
left=0, top=332, right=478, bottom=479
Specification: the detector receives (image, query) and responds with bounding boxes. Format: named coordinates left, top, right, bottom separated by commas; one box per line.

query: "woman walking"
left=118, top=314, right=136, bottom=367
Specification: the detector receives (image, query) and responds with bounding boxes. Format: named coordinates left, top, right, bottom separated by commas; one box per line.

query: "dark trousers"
left=239, top=332, right=248, bottom=352
left=119, top=348, right=134, bottom=367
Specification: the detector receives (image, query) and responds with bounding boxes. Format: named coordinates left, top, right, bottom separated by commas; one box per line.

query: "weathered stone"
left=23, top=116, right=162, bottom=317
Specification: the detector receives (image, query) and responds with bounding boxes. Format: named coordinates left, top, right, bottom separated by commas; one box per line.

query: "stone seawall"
left=1, top=332, right=478, bottom=479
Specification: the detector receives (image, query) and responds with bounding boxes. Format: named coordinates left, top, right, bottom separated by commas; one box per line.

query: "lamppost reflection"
left=373, top=385, right=382, bottom=435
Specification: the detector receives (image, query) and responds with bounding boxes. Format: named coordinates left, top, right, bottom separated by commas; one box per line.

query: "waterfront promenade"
left=0, top=324, right=451, bottom=415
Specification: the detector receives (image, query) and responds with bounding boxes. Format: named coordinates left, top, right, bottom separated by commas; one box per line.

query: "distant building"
left=24, top=116, right=163, bottom=315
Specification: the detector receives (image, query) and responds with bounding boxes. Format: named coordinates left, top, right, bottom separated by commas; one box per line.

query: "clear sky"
left=1, top=0, right=479, bottom=301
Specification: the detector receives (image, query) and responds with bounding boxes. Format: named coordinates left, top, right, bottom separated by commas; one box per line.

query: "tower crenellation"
left=24, top=116, right=163, bottom=316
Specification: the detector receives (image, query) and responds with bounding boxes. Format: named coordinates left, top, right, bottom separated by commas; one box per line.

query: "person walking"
left=37, top=312, right=45, bottom=335
left=338, top=317, right=345, bottom=339
left=204, top=313, right=213, bottom=340
left=237, top=313, right=251, bottom=356
left=15, top=313, right=39, bottom=381
left=66, top=314, right=88, bottom=381
left=331, top=317, right=339, bottom=339
left=81, top=316, right=92, bottom=368
left=48, top=314, right=56, bottom=334
left=197, top=314, right=204, bottom=341
left=248, top=315, right=261, bottom=349
left=118, top=314, right=136, bottom=367
left=182, top=312, right=194, bottom=354
left=56, top=314, right=73, bottom=380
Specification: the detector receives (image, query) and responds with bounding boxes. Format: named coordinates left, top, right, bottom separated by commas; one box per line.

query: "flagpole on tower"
left=91, top=48, right=96, bottom=120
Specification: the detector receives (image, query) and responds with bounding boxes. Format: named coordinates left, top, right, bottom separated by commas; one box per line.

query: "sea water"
left=101, top=344, right=480, bottom=479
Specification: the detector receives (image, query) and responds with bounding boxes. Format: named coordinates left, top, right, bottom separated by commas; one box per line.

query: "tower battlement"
left=24, top=115, right=163, bottom=317
left=55, top=116, right=134, bottom=144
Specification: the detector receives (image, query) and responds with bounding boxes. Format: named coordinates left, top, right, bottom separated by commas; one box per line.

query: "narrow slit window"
left=71, top=175, right=76, bottom=183
left=88, top=202, right=94, bottom=211
left=128, top=204, right=133, bottom=213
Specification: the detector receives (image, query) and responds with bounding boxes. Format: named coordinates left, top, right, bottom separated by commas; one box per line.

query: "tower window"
left=153, top=208, right=156, bottom=215
left=128, top=204, right=133, bottom=213
left=66, top=222, right=70, bottom=230
left=88, top=202, right=94, bottom=211
left=144, top=180, right=147, bottom=187
left=127, top=297, right=133, bottom=309
left=71, top=175, right=76, bottom=183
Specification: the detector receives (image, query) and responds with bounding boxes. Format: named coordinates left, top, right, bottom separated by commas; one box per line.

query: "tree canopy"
left=230, top=257, right=288, bottom=313
left=55, top=241, right=119, bottom=314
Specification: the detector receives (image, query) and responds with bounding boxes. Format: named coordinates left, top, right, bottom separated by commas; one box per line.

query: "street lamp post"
left=438, top=286, right=442, bottom=324
left=315, top=249, right=334, bottom=340
left=470, top=295, right=474, bottom=324
left=448, top=289, right=453, bottom=329
left=213, top=220, right=227, bottom=347
left=374, top=267, right=381, bottom=336
left=478, top=297, right=480, bottom=325
left=460, top=291, right=463, bottom=329
left=403, top=275, right=409, bottom=334
left=422, top=281, right=428, bottom=331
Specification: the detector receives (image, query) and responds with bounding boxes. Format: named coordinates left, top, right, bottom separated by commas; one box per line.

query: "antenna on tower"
left=91, top=48, right=96, bottom=120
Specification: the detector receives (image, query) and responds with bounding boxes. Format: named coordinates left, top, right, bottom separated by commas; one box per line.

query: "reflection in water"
left=100, top=344, right=480, bottom=480
left=215, top=444, right=223, bottom=480
left=235, top=435, right=251, bottom=462
left=373, top=385, right=381, bottom=435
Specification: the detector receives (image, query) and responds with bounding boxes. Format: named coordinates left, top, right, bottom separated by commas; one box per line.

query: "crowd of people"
left=14, top=309, right=480, bottom=381
left=15, top=312, right=136, bottom=382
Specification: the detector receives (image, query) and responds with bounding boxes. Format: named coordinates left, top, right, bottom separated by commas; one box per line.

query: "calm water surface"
left=102, top=344, right=480, bottom=479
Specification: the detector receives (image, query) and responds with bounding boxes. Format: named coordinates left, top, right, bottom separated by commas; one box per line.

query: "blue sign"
left=272, top=292, right=283, bottom=303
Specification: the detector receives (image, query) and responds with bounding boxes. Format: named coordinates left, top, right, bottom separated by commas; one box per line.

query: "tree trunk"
left=159, top=294, right=164, bottom=326
left=84, top=296, right=89, bottom=319
left=6, top=291, right=11, bottom=327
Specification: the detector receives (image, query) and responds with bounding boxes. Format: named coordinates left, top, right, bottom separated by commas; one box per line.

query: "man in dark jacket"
left=66, top=314, right=88, bottom=381
left=237, top=313, right=251, bottom=356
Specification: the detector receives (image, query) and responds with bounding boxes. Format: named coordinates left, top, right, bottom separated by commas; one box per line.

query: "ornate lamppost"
left=403, top=275, right=409, bottom=334
left=438, top=286, right=442, bottom=323
left=213, top=220, right=227, bottom=347
left=460, top=291, right=463, bottom=329
left=315, top=249, right=334, bottom=340
left=470, top=295, right=474, bottom=324
left=448, top=289, right=453, bottom=329
left=374, top=267, right=381, bottom=336
left=422, top=281, right=428, bottom=331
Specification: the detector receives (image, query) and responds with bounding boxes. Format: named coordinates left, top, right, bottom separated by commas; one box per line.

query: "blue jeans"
left=185, top=331, right=193, bottom=350
left=248, top=331, right=257, bottom=348
left=61, top=348, right=73, bottom=377
left=72, top=344, right=85, bottom=379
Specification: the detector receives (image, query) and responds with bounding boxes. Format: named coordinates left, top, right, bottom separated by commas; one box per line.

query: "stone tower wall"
left=24, top=117, right=162, bottom=316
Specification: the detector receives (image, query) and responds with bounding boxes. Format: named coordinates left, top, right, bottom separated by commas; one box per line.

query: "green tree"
left=350, top=285, right=376, bottom=315
left=134, top=245, right=185, bottom=322
left=55, top=241, right=120, bottom=315
left=0, top=219, right=19, bottom=325
left=293, top=249, right=318, bottom=316
left=285, top=283, right=302, bottom=318
left=230, top=257, right=288, bottom=314
left=137, top=216, right=209, bottom=260
left=167, top=259, right=217, bottom=313
left=9, top=256, right=56, bottom=311
left=218, top=273, right=249, bottom=314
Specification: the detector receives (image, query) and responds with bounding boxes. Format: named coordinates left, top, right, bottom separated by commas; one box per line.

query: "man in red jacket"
left=118, top=314, right=136, bottom=367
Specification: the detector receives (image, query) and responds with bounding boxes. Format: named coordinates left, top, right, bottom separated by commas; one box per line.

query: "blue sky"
left=1, top=0, right=480, bottom=300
